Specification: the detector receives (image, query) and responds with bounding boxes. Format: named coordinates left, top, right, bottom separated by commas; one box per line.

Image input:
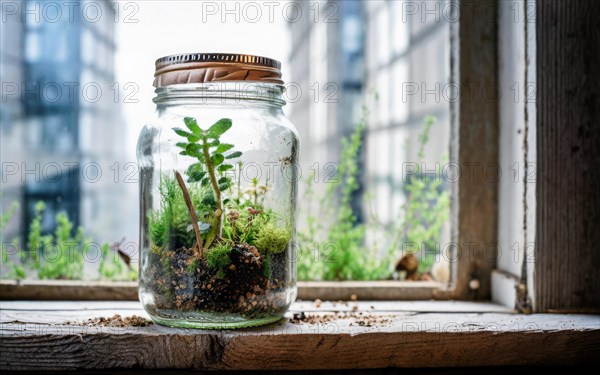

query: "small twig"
left=174, top=171, right=203, bottom=257
left=110, top=237, right=131, bottom=268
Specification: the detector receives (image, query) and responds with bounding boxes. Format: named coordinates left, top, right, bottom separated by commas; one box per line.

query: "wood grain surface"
left=534, top=0, right=600, bottom=312
left=450, top=0, right=499, bottom=300
left=0, top=280, right=449, bottom=301
left=1, top=301, right=598, bottom=371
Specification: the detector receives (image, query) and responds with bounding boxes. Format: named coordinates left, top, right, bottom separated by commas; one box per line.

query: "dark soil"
left=142, top=243, right=289, bottom=319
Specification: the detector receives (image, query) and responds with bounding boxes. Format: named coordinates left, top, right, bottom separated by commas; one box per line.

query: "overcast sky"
left=115, top=1, right=291, bottom=159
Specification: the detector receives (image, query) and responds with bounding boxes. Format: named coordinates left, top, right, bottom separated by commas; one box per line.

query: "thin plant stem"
left=174, top=170, right=203, bottom=257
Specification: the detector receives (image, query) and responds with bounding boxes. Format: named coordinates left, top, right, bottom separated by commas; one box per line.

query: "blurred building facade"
left=288, top=0, right=451, bottom=232
left=0, top=0, right=135, bottom=246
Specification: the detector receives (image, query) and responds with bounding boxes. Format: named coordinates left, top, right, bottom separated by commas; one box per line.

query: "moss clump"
left=187, top=257, right=200, bottom=273
left=254, top=224, right=291, bottom=255
left=262, top=253, right=272, bottom=277
left=206, top=242, right=233, bottom=270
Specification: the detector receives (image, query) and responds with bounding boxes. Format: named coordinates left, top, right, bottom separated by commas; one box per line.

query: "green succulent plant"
left=173, top=117, right=242, bottom=252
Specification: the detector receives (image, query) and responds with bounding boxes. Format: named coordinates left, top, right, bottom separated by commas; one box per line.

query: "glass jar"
left=137, top=53, right=299, bottom=329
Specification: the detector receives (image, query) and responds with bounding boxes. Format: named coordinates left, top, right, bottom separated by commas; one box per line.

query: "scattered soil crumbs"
left=290, top=312, right=336, bottom=324
left=304, top=298, right=389, bottom=327
left=290, top=311, right=391, bottom=327
left=67, top=314, right=153, bottom=327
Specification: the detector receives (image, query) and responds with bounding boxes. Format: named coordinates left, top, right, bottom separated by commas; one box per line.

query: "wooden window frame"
left=492, top=0, right=600, bottom=313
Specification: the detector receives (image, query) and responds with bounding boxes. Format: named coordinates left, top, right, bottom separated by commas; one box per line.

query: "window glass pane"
left=392, top=0, right=410, bottom=55
left=25, top=32, right=40, bottom=61
left=376, top=132, right=391, bottom=176
left=366, top=12, right=378, bottom=73
left=55, top=29, right=68, bottom=62
left=375, top=67, right=390, bottom=125
left=392, top=127, right=409, bottom=185
left=25, top=117, right=43, bottom=146
left=366, top=129, right=378, bottom=178
left=376, top=7, right=390, bottom=65
left=82, top=28, right=94, bottom=65
left=365, top=0, right=386, bottom=15
left=392, top=59, right=409, bottom=123
left=375, top=182, right=391, bottom=224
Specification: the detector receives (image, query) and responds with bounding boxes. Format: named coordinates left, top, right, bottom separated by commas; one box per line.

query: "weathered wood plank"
left=450, top=0, right=499, bottom=300
left=0, top=301, right=598, bottom=370
left=0, top=300, right=143, bottom=311
left=491, top=270, right=519, bottom=309
left=534, top=0, right=600, bottom=312
left=0, top=280, right=449, bottom=301
left=297, top=281, right=445, bottom=301
left=0, top=301, right=512, bottom=324
left=0, top=280, right=139, bottom=301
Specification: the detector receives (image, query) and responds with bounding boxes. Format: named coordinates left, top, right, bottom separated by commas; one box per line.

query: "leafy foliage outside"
left=297, top=109, right=450, bottom=281
left=1, top=201, right=135, bottom=281
left=392, top=116, right=450, bottom=274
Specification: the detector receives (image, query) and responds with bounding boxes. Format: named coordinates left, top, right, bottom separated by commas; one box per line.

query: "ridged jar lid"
left=154, top=53, right=283, bottom=87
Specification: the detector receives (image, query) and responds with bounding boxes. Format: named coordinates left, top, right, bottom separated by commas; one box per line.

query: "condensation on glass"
left=137, top=53, right=299, bottom=328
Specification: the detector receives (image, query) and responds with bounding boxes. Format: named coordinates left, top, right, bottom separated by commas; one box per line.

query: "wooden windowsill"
left=0, top=279, right=450, bottom=301
left=1, top=300, right=598, bottom=371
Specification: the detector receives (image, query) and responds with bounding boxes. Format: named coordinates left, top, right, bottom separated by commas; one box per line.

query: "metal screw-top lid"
left=154, top=53, right=283, bottom=87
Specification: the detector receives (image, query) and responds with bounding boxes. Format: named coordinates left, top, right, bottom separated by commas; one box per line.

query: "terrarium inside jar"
left=137, top=53, right=299, bottom=329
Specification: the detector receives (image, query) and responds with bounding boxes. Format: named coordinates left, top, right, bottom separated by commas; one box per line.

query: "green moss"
left=222, top=200, right=277, bottom=247
left=150, top=244, right=164, bottom=255
left=206, top=242, right=232, bottom=270
left=262, top=253, right=272, bottom=277
left=159, top=252, right=173, bottom=276
left=187, top=257, right=200, bottom=273
left=254, top=224, right=291, bottom=255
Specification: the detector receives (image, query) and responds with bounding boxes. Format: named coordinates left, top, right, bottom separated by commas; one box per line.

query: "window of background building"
left=21, top=0, right=82, bottom=234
